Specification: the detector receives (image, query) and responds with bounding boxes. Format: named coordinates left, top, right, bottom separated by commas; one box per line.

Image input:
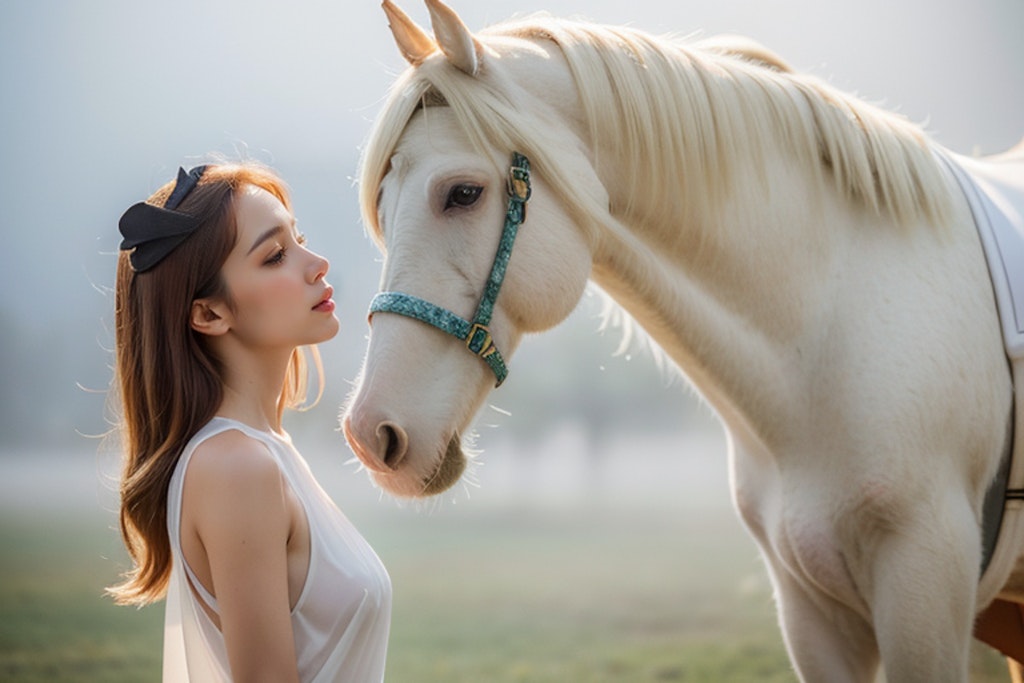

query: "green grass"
left=0, top=513, right=162, bottom=682
left=378, top=506, right=790, bottom=682
left=0, top=500, right=1012, bottom=682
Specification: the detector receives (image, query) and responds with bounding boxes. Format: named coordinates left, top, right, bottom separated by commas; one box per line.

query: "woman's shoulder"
left=185, top=427, right=286, bottom=502
left=181, top=427, right=295, bottom=546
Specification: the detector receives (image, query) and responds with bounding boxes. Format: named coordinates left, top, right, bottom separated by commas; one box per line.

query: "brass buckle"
left=506, top=166, right=531, bottom=202
left=466, top=322, right=496, bottom=358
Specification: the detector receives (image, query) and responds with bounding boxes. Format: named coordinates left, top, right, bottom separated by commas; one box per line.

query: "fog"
left=1, top=0, right=1021, bottom=498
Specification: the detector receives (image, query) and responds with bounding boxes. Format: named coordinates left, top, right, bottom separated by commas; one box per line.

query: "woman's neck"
left=215, top=346, right=294, bottom=435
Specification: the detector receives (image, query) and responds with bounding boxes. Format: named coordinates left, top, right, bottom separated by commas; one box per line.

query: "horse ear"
left=425, top=0, right=482, bottom=76
left=383, top=0, right=437, bottom=66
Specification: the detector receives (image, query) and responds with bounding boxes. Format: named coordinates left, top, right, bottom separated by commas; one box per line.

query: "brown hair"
left=107, top=162, right=320, bottom=605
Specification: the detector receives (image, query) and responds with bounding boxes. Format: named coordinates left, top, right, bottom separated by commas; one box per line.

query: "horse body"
left=343, top=2, right=1022, bottom=679
left=588, top=90, right=1013, bottom=681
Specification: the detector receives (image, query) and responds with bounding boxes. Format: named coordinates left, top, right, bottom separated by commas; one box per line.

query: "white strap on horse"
left=938, top=148, right=1024, bottom=591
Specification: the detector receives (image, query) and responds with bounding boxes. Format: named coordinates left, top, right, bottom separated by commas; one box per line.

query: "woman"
left=107, top=162, right=391, bottom=682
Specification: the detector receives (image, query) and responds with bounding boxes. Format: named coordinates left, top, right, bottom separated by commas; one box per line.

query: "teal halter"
left=368, top=152, right=532, bottom=387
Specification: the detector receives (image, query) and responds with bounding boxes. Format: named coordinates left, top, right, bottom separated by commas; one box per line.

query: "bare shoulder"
left=184, top=429, right=287, bottom=515
left=188, top=429, right=280, bottom=481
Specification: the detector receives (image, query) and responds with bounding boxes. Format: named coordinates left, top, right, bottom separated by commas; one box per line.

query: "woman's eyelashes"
left=264, top=247, right=286, bottom=266
left=263, top=231, right=307, bottom=266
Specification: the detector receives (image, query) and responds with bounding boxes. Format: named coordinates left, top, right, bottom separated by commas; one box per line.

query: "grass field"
left=0, top=439, right=1012, bottom=682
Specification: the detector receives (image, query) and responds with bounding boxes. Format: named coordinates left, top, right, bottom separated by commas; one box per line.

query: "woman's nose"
left=308, top=250, right=329, bottom=281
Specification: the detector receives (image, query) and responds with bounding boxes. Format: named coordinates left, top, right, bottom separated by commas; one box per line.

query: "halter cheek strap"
left=368, top=152, right=532, bottom=387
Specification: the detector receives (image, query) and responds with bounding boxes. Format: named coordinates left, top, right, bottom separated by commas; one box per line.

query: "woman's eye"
left=265, top=248, right=285, bottom=265
left=445, top=184, right=483, bottom=209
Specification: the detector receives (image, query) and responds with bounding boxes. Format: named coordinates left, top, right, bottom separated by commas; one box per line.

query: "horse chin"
left=368, top=432, right=467, bottom=499
left=420, top=434, right=467, bottom=496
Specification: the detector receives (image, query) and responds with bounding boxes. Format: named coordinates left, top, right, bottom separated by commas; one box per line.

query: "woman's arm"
left=185, top=430, right=301, bottom=683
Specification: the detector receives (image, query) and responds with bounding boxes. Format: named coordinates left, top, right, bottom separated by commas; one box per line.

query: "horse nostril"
left=377, top=422, right=408, bottom=470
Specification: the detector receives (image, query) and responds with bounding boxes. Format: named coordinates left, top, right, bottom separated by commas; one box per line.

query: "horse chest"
left=776, top=513, right=866, bottom=611
left=731, top=449, right=866, bottom=612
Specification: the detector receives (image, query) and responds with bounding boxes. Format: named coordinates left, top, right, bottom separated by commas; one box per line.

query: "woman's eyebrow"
left=247, top=225, right=284, bottom=256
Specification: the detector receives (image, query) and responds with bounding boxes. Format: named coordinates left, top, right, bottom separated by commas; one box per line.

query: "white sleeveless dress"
left=162, top=417, right=391, bottom=682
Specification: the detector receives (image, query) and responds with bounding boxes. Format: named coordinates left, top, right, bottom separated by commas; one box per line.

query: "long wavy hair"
left=107, top=162, right=322, bottom=606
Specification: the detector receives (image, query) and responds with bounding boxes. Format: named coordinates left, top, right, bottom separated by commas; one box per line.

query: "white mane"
left=359, top=14, right=953, bottom=252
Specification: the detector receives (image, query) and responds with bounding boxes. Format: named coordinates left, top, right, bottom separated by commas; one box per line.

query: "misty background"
left=1, top=0, right=1022, bottom=509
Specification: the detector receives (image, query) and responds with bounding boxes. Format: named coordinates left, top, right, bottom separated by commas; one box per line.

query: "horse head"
left=342, top=0, right=603, bottom=497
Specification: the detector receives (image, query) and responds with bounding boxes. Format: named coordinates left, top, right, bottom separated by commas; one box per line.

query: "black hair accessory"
left=118, top=165, right=209, bottom=272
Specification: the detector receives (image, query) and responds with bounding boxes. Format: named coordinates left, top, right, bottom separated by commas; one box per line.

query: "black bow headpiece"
left=119, top=165, right=209, bottom=272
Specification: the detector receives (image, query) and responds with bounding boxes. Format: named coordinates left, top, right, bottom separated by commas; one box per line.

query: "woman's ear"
left=190, top=299, right=231, bottom=336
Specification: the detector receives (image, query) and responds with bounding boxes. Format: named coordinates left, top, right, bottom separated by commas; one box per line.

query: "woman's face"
left=217, top=185, right=339, bottom=350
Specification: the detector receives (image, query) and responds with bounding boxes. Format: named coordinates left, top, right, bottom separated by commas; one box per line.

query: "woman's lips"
left=313, top=287, right=335, bottom=312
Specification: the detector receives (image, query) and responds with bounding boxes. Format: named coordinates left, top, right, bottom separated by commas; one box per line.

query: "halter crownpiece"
left=118, top=165, right=209, bottom=272
left=368, top=152, right=532, bottom=387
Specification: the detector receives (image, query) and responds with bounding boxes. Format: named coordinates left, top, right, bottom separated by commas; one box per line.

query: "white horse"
left=342, top=1, right=1024, bottom=680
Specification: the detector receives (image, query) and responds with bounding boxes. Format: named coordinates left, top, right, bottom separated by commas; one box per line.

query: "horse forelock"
left=357, top=41, right=612, bottom=253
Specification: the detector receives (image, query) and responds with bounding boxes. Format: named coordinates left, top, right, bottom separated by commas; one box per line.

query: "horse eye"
left=445, top=184, right=483, bottom=209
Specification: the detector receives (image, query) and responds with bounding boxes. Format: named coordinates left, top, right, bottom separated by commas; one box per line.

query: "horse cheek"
left=505, top=216, right=591, bottom=332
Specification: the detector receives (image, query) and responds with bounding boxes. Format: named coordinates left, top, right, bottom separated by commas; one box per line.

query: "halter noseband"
left=368, top=152, right=532, bottom=387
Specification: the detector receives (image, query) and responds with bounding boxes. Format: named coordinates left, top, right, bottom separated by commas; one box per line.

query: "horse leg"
left=870, top=497, right=979, bottom=683
left=764, top=556, right=880, bottom=683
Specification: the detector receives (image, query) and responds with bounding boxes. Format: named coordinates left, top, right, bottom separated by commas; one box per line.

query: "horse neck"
left=589, top=156, right=853, bottom=445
